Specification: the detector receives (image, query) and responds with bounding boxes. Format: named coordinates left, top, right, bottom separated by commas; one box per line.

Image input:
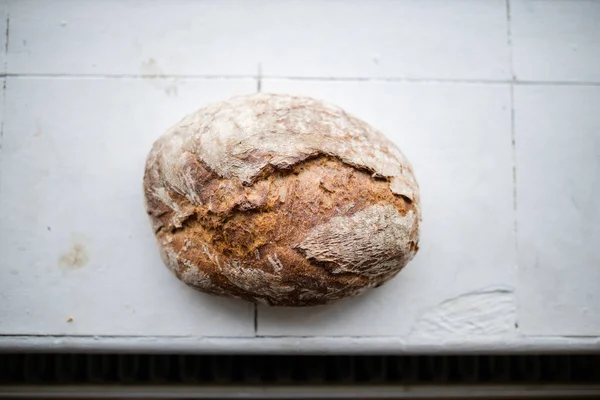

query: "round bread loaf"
left=143, top=93, right=420, bottom=306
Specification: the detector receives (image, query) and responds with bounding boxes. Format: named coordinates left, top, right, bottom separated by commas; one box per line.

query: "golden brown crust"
left=143, top=94, right=420, bottom=306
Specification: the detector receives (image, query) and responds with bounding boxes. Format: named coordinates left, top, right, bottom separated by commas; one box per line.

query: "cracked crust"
left=144, top=93, right=420, bottom=306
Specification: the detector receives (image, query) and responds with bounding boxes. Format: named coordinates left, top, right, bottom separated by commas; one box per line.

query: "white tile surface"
left=0, top=1, right=7, bottom=73
left=511, top=0, right=600, bottom=82
left=7, top=0, right=510, bottom=80
left=257, top=80, right=516, bottom=337
left=256, top=0, right=510, bottom=80
left=6, top=0, right=260, bottom=76
left=0, top=77, right=4, bottom=170
left=1, top=0, right=599, bottom=350
left=515, top=85, right=600, bottom=336
left=0, top=77, right=257, bottom=336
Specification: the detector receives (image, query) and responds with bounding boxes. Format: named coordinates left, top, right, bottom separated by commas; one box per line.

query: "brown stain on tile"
left=59, top=242, right=88, bottom=269
left=139, top=57, right=179, bottom=97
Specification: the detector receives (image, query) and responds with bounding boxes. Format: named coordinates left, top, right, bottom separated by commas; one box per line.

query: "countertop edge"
left=1, top=336, right=599, bottom=354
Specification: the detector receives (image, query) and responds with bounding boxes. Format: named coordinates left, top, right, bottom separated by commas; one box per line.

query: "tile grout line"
left=253, top=304, right=258, bottom=336
left=506, top=0, right=520, bottom=331
left=506, top=0, right=518, bottom=249
left=253, top=62, right=262, bottom=337
left=1, top=333, right=599, bottom=339
left=0, top=1, right=9, bottom=188
left=0, top=73, right=599, bottom=86
left=257, top=63, right=262, bottom=93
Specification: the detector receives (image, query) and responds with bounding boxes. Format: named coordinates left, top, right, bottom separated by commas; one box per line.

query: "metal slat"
left=1, top=354, right=599, bottom=386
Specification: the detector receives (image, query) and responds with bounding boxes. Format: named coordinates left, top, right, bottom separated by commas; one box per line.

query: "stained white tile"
left=258, top=0, right=510, bottom=80
left=7, top=0, right=510, bottom=80
left=511, top=0, right=600, bottom=82
left=515, top=85, right=600, bottom=336
left=0, top=77, right=256, bottom=336
left=7, top=0, right=261, bottom=76
left=257, top=80, right=516, bottom=337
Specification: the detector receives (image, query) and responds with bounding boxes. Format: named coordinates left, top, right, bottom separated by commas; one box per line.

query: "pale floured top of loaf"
left=295, top=205, right=418, bottom=278
left=146, top=93, right=419, bottom=207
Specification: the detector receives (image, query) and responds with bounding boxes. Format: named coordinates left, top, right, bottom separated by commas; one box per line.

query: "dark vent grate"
left=1, top=354, right=599, bottom=385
